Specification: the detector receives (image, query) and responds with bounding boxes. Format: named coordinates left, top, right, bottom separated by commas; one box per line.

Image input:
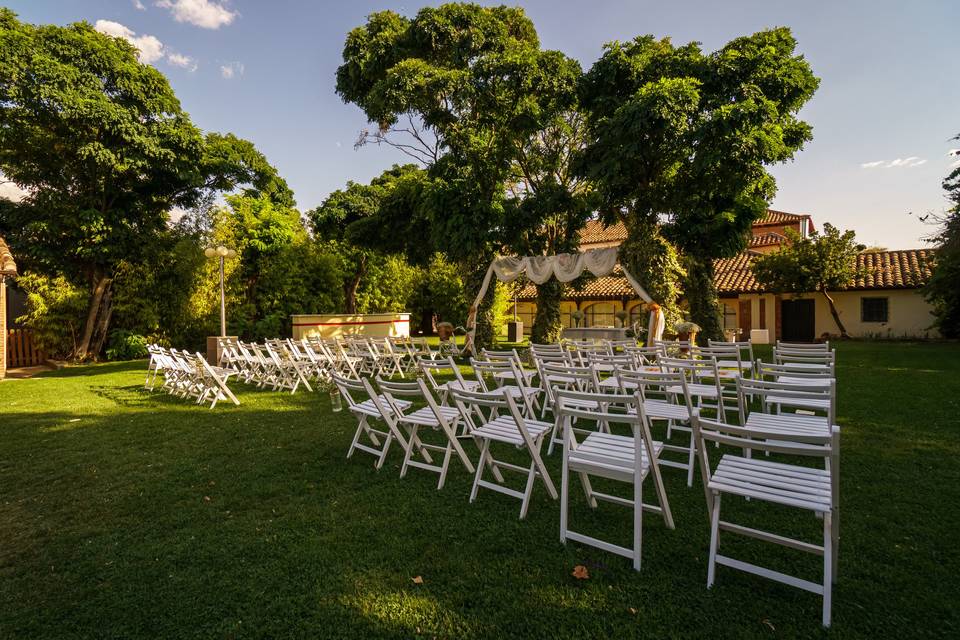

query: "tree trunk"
left=819, top=286, right=849, bottom=338
left=90, top=285, right=115, bottom=359
left=75, top=274, right=113, bottom=361
left=343, top=256, right=367, bottom=314
left=531, top=279, right=563, bottom=344
left=684, top=258, right=724, bottom=344
left=464, top=263, right=495, bottom=355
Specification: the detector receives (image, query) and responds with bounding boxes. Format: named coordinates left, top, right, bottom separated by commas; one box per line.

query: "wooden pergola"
left=1, top=236, right=18, bottom=379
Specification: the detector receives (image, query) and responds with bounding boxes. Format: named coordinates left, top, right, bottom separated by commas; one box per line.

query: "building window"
left=861, top=297, right=889, bottom=323
left=584, top=302, right=616, bottom=327
left=722, top=303, right=737, bottom=330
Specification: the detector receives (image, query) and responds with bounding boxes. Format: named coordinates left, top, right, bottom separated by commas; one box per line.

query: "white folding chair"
left=373, top=377, right=475, bottom=489
left=556, top=388, right=674, bottom=571
left=693, top=413, right=838, bottom=627
left=661, top=356, right=730, bottom=422
left=418, top=356, right=479, bottom=406
left=335, top=373, right=411, bottom=469
left=450, top=387, right=557, bottom=519
left=471, top=358, right=542, bottom=417
left=615, top=368, right=697, bottom=486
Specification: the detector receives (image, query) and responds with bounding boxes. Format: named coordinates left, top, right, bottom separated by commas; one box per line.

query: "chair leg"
left=823, top=511, right=833, bottom=627
left=686, top=431, right=697, bottom=487
left=469, top=439, right=489, bottom=503
left=707, top=492, right=721, bottom=588
left=437, top=440, right=453, bottom=490
left=399, top=426, right=417, bottom=479
left=560, top=448, right=569, bottom=543
left=519, top=459, right=538, bottom=520
left=633, top=478, right=643, bottom=571
left=375, top=433, right=393, bottom=470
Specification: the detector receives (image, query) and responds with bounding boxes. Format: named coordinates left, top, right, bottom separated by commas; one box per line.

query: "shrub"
left=106, top=330, right=149, bottom=361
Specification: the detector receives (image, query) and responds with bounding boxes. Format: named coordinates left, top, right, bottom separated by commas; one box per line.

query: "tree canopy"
left=577, top=28, right=819, bottom=340
left=753, top=223, right=864, bottom=337
left=923, top=134, right=960, bottom=337
left=0, top=10, right=292, bottom=358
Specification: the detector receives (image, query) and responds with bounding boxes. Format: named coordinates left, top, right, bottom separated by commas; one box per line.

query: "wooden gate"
left=6, top=329, right=45, bottom=367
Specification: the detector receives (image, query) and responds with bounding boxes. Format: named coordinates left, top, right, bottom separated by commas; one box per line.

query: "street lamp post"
left=204, top=245, right=237, bottom=363
left=204, top=245, right=237, bottom=337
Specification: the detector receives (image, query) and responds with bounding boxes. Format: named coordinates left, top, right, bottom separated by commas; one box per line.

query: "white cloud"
left=132, top=0, right=146, bottom=10
left=220, top=62, right=244, bottom=79
left=95, top=20, right=197, bottom=71
left=167, top=52, right=198, bottom=72
left=95, top=20, right=165, bottom=63
left=861, top=157, right=928, bottom=169
left=156, top=0, right=237, bottom=29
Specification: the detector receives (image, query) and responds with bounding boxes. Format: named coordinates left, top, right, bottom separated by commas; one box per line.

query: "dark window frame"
left=861, top=296, right=889, bottom=323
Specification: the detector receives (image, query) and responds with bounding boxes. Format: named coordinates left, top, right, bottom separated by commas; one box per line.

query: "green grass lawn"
left=1, top=342, right=958, bottom=638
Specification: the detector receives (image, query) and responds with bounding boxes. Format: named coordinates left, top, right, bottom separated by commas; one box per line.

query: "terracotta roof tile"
left=755, top=209, right=809, bottom=225
left=518, top=248, right=936, bottom=301
left=749, top=231, right=788, bottom=248
left=578, top=219, right=628, bottom=246
left=714, top=249, right=936, bottom=294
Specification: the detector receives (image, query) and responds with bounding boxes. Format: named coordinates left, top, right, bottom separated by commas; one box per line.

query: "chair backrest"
left=373, top=376, right=427, bottom=418
left=470, top=358, right=525, bottom=393
left=661, top=355, right=720, bottom=381
left=418, top=356, right=468, bottom=391
left=481, top=348, right=523, bottom=369
left=776, top=340, right=830, bottom=351
left=614, top=367, right=693, bottom=410
left=708, top=339, right=755, bottom=365
left=774, top=348, right=836, bottom=367
left=584, top=351, right=635, bottom=370
left=756, top=360, right=835, bottom=381
left=331, top=371, right=367, bottom=410
left=449, top=386, right=516, bottom=433
left=736, top=376, right=836, bottom=425
left=539, top=362, right=600, bottom=407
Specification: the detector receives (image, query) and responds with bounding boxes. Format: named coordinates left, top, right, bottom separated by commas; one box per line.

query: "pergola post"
left=0, top=237, right=19, bottom=380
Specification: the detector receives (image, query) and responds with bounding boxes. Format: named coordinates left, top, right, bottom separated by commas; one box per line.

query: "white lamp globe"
left=204, top=247, right=216, bottom=258
left=217, top=246, right=228, bottom=257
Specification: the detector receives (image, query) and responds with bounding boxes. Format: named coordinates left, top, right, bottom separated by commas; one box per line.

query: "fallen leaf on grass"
left=572, top=565, right=589, bottom=580
left=762, top=619, right=775, bottom=631
left=628, top=607, right=637, bottom=615
left=203, top=496, right=212, bottom=503
left=412, top=575, right=424, bottom=585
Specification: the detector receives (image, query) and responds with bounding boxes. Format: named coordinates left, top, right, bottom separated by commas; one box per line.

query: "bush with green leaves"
left=105, top=330, right=149, bottom=361
left=14, top=272, right=88, bottom=360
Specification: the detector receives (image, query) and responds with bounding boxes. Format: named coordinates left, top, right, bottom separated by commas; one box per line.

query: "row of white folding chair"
left=337, top=366, right=555, bottom=519
left=146, top=345, right=239, bottom=409
left=229, top=340, right=309, bottom=393
left=480, top=348, right=535, bottom=385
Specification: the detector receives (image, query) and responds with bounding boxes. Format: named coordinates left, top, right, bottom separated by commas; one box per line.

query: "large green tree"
left=924, top=135, right=960, bottom=337
left=0, top=11, right=290, bottom=358
left=307, top=164, right=422, bottom=313
left=578, top=29, right=818, bottom=341
left=336, top=3, right=581, bottom=351
left=501, top=110, right=594, bottom=343
left=753, top=223, right=864, bottom=337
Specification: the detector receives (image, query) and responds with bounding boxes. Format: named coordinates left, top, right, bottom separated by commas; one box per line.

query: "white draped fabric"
left=464, top=248, right=664, bottom=352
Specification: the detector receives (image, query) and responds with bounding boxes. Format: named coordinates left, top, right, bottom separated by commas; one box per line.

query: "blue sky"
left=7, top=0, right=959, bottom=248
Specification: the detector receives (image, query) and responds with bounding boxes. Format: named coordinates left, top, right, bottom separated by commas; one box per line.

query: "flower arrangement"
left=674, top=321, right=701, bottom=334
left=570, top=309, right=585, bottom=327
